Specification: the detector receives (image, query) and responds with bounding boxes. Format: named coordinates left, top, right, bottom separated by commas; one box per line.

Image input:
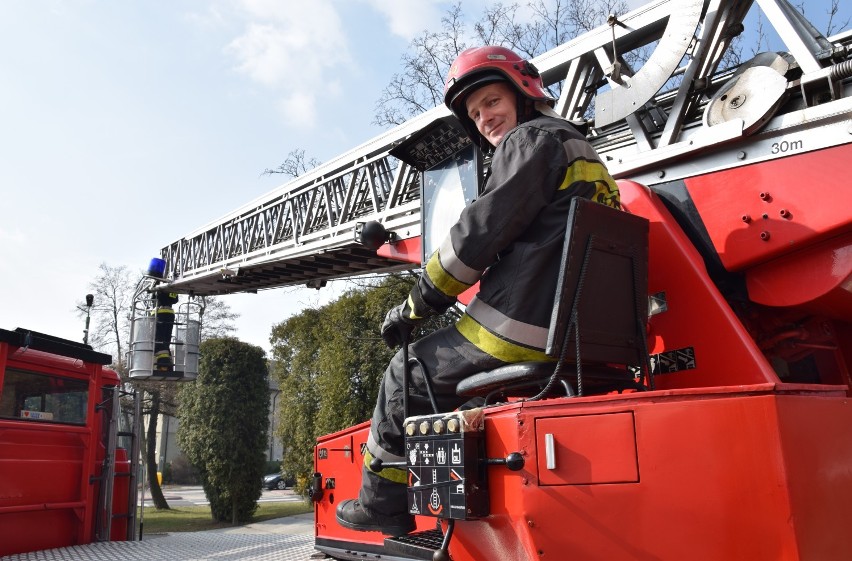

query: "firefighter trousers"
left=361, top=324, right=504, bottom=514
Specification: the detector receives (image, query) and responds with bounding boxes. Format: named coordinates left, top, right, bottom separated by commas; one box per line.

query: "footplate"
left=403, top=408, right=488, bottom=520
left=384, top=529, right=445, bottom=560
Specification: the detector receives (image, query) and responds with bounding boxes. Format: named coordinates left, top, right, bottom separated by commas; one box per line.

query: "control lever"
left=369, top=457, right=406, bottom=472
left=486, top=452, right=525, bottom=471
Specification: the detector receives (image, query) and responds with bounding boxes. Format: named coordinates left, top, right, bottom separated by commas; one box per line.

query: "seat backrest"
left=546, top=198, right=650, bottom=368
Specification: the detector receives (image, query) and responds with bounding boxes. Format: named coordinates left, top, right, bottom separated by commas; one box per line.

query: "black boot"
left=336, top=498, right=415, bottom=536
left=154, top=351, right=173, bottom=371
left=336, top=465, right=414, bottom=536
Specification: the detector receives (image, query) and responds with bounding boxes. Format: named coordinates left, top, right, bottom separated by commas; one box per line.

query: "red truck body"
left=0, top=328, right=132, bottom=557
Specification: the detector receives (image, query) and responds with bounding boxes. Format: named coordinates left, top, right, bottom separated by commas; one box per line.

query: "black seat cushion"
left=457, top=361, right=645, bottom=401
left=456, top=361, right=556, bottom=397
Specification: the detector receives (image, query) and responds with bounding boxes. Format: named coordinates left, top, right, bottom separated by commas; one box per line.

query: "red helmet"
left=444, top=46, right=554, bottom=141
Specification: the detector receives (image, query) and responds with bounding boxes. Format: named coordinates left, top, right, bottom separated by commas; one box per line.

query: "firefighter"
left=153, top=290, right=179, bottom=370
left=336, top=46, right=621, bottom=536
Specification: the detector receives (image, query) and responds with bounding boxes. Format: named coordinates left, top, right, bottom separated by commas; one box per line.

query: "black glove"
left=381, top=303, right=419, bottom=348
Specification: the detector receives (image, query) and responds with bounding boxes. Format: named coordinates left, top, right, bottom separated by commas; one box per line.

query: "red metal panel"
left=0, top=340, right=122, bottom=556
left=449, top=405, right=541, bottom=561
left=449, top=389, right=852, bottom=561
left=775, top=395, right=852, bottom=559
left=0, top=423, right=89, bottom=556
left=745, top=231, right=852, bottom=319
left=535, top=413, right=638, bottom=485
left=314, top=422, right=367, bottom=543
left=110, top=448, right=131, bottom=541
left=684, top=144, right=852, bottom=272
left=618, top=180, right=779, bottom=389
left=376, top=235, right=422, bottom=264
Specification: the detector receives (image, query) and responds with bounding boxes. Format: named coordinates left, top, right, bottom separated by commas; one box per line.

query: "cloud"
left=277, top=92, right=316, bottom=128
left=0, top=226, right=25, bottom=245
left=360, top=0, right=445, bottom=41
left=223, top=0, right=350, bottom=127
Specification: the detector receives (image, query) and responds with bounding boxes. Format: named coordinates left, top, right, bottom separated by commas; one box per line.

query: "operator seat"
left=456, top=197, right=652, bottom=404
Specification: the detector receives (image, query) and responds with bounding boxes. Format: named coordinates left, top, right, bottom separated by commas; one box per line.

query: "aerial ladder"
left=156, top=0, right=851, bottom=300
left=138, top=0, right=851, bottom=559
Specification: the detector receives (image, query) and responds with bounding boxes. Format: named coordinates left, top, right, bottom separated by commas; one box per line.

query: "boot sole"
left=336, top=513, right=415, bottom=537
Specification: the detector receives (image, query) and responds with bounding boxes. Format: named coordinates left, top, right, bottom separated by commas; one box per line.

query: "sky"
left=1, top=0, right=849, bottom=357
left=0, top=0, right=472, bottom=354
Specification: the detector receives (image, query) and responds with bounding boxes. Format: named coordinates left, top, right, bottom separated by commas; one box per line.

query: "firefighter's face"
left=465, top=82, right=518, bottom=147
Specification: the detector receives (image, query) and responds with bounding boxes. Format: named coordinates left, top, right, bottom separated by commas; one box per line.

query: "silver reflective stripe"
left=563, top=137, right=602, bottom=162
left=367, top=430, right=406, bottom=463
left=438, top=237, right=481, bottom=285
left=465, top=297, right=549, bottom=349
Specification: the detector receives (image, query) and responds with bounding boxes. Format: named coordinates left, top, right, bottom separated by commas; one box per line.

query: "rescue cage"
left=128, top=275, right=201, bottom=381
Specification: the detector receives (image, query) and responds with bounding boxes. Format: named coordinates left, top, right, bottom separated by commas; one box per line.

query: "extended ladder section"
left=94, top=386, right=142, bottom=542
left=159, top=0, right=852, bottom=296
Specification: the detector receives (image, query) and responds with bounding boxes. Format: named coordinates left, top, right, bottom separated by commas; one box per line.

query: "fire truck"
left=0, top=328, right=140, bottom=557
left=147, top=0, right=851, bottom=559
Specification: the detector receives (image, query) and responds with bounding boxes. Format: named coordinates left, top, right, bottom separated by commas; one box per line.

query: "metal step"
left=383, top=529, right=445, bottom=560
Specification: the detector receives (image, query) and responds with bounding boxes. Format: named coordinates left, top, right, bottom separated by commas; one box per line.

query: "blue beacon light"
left=147, top=258, right=167, bottom=278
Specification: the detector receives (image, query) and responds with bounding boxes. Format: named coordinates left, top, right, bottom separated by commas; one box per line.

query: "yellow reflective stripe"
left=594, top=178, right=621, bottom=208
left=558, top=159, right=608, bottom=190
left=456, top=315, right=554, bottom=363
left=149, top=308, right=175, bottom=317
left=406, top=295, right=423, bottom=320
left=425, top=252, right=473, bottom=297
left=364, top=450, right=408, bottom=485
left=557, top=159, right=621, bottom=209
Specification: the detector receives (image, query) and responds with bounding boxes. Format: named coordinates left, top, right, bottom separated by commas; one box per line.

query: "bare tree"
left=795, top=0, right=850, bottom=37
left=263, top=149, right=322, bottom=179
left=81, top=264, right=238, bottom=510
left=200, top=296, right=240, bottom=341
left=373, top=4, right=469, bottom=128
left=81, top=263, right=134, bottom=372
left=823, top=0, right=851, bottom=36
left=373, top=0, right=627, bottom=128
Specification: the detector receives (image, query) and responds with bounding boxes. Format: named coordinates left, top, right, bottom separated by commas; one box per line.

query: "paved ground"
left=0, top=514, right=321, bottom=561
left=144, top=485, right=301, bottom=508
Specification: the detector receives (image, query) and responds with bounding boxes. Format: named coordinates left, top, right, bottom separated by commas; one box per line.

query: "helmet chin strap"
left=518, top=96, right=537, bottom=124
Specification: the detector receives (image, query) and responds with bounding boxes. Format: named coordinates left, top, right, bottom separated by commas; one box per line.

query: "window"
left=0, top=368, right=89, bottom=425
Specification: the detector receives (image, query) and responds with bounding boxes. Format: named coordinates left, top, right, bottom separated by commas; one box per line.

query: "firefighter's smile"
left=465, top=81, right=519, bottom=147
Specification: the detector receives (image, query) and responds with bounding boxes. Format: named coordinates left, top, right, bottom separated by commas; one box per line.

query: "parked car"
left=263, top=472, right=295, bottom=490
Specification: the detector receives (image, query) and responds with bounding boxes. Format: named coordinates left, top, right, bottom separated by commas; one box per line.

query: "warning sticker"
left=650, top=347, right=696, bottom=374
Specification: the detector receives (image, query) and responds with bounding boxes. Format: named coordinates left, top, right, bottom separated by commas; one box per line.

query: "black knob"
left=505, top=452, right=525, bottom=471
left=357, top=221, right=391, bottom=250
left=433, top=549, right=451, bottom=561
left=369, top=457, right=384, bottom=472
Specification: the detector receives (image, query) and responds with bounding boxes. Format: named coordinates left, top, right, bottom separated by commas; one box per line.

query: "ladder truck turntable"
left=132, top=0, right=850, bottom=560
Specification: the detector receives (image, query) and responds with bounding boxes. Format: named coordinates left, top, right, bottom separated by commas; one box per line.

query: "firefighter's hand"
left=381, top=303, right=418, bottom=348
